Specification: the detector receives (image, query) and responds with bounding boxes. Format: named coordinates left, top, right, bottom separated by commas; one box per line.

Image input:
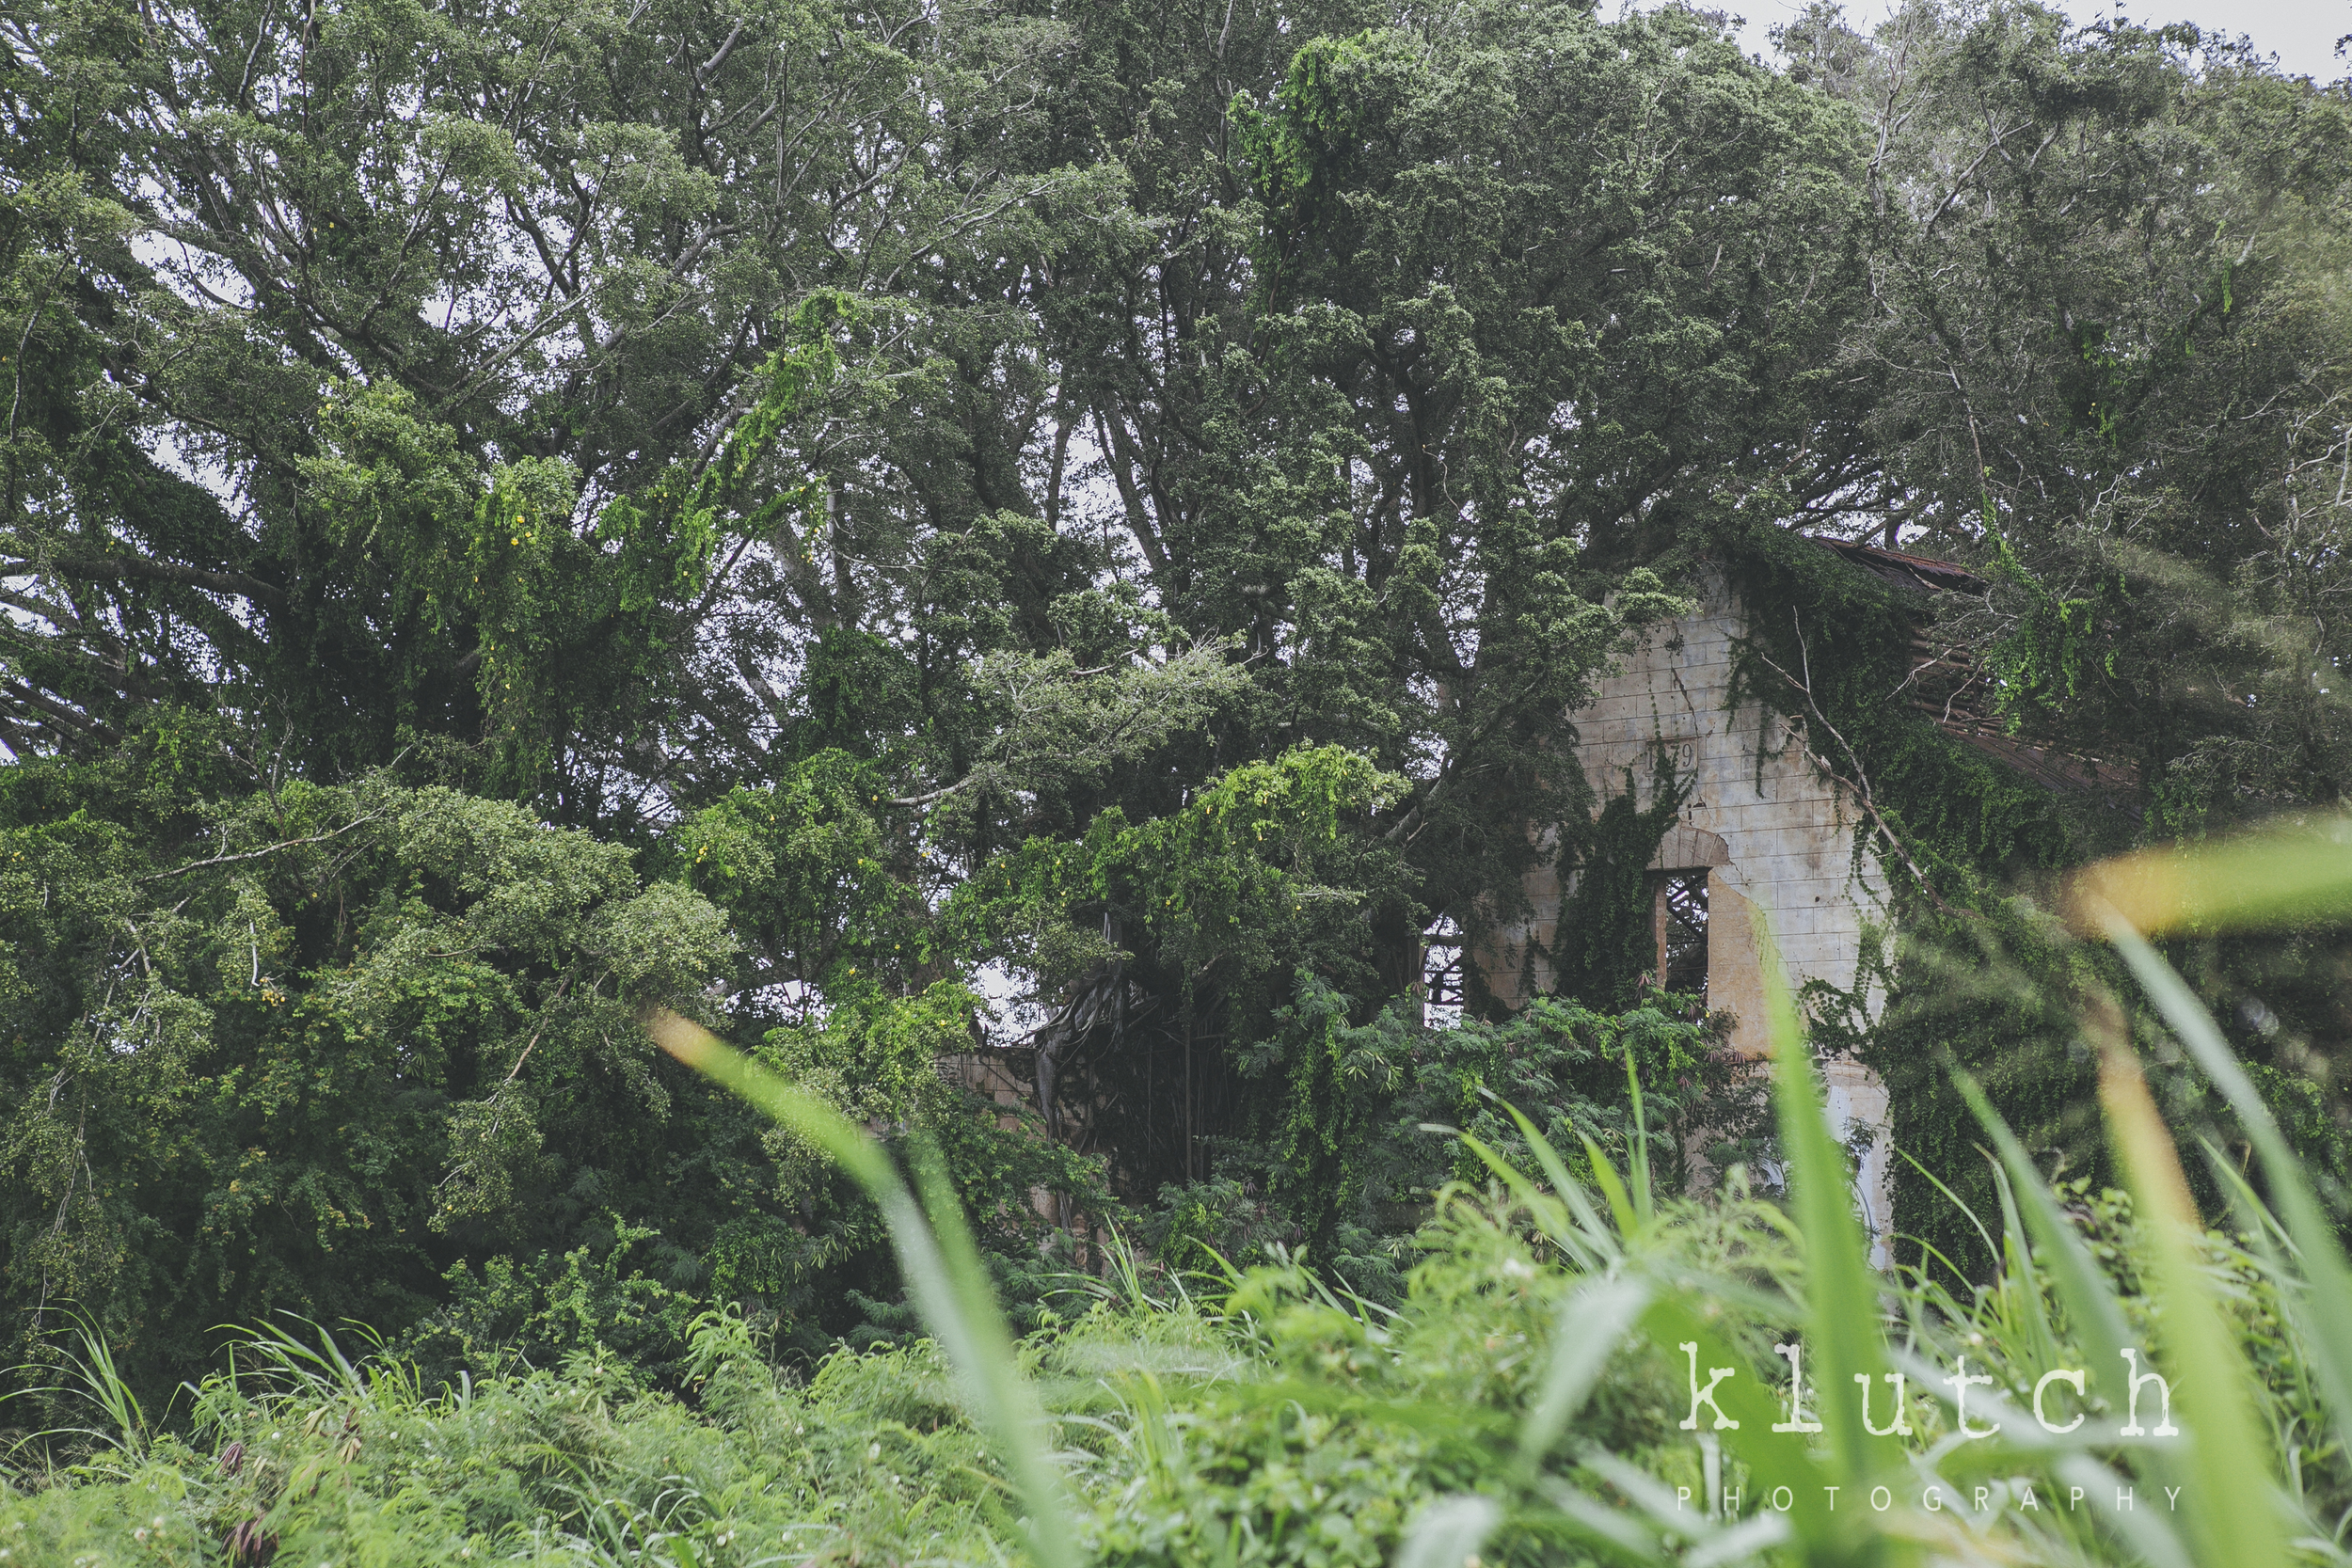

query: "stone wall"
left=1478, top=571, right=1896, bottom=1259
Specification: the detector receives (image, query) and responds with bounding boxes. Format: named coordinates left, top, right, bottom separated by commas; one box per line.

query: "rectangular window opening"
left=1422, top=916, right=1466, bottom=1029
left=1654, top=870, right=1708, bottom=1002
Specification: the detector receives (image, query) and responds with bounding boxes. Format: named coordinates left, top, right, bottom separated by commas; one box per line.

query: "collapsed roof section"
left=1814, top=538, right=2137, bottom=799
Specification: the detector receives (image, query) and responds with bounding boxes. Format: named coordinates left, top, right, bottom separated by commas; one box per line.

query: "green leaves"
left=0, top=768, right=741, bottom=1404
left=0, top=0, right=1057, bottom=782
left=652, top=1010, right=1082, bottom=1568
left=1825, top=3, right=2352, bottom=827
left=957, top=743, right=1409, bottom=1001
left=758, top=981, right=984, bottom=1144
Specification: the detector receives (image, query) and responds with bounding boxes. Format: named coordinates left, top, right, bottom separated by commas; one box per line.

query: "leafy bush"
left=9, top=1129, right=2350, bottom=1568
left=1167, top=980, right=1756, bottom=1300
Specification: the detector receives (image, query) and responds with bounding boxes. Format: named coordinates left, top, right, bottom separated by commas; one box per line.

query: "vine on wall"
left=1714, top=523, right=2118, bottom=1277
left=1710, top=523, right=2352, bottom=1277
left=1544, top=745, right=1692, bottom=1012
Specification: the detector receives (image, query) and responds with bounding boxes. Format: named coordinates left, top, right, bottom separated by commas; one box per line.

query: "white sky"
left=1707, top=0, right=2352, bottom=78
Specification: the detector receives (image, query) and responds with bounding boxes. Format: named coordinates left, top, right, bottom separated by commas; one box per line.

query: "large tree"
left=0, top=0, right=1106, bottom=805
left=10, top=0, right=2352, bottom=1400
left=1779, top=0, right=2352, bottom=821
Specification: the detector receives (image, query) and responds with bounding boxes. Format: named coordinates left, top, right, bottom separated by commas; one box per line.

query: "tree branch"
left=138, top=814, right=382, bottom=882
left=52, top=554, right=288, bottom=609
left=1755, top=610, right=1958, bottom=916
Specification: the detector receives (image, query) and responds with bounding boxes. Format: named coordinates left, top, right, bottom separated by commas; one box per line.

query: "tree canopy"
left=8, top=0, right=2352, bottom=1401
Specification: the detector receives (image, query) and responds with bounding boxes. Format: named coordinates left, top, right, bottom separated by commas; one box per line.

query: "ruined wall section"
left=1481, top=572, right=1896, bottom=1256
left=1494, top=577, right=1890, bottom=1023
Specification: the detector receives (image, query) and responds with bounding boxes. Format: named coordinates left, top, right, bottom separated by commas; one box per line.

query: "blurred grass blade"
left=1396, top=1495, right=1500, bottom=1568
left=2054, top=1454, right=2198, bottom=1568
left=1950, top=1069, right=2131, bottom=1375
left=1681, top=1512, right=1790, bottom=1568
left=651, top=1009, right=1081, bottom=1568
left=2092, top=1004, right=2291, bottom=1568
left=1759, top=929, right=1894, bottom=1489
left=1518, top=1275, right=1651, bottom=1468
left=2093, top=906, right=2352, bottom=1441
left=1570, top=1447, right=1692, bottom=1531
left=1639, top=1297, right=1839, bottom=1544
left=1534, top=1473, right=1667, bottom=1560
left=2070, top=819, right=2352, bottom=934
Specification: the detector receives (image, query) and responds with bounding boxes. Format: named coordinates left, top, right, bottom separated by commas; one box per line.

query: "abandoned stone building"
left=1467, top=539, right=2122, bottom=1261
left=944, top=534, right=2124, bottom=1260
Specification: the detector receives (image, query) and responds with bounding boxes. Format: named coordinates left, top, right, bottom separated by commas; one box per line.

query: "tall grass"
left=10, top=824, right=2352, bottom=1566
left=648, top=1010, right=1081, bottom=1568
left=654, top=818, right=2352, bottom=1568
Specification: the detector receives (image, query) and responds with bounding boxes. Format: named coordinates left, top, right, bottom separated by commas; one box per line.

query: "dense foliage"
left=7, top=1116, right=2348, bottom=1568
left=10, top=0, right=2352, bottom=1466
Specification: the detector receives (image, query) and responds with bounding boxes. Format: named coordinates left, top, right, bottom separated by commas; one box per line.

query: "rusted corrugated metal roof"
left=1815, top=537, right=1988, bottom=596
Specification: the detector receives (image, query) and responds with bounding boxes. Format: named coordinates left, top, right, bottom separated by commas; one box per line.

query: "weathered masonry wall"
left=1483, top=572, right=1896, bottom=1258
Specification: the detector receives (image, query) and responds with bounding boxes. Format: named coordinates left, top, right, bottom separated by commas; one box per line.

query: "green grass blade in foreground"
left=1985, top=1161, right=2063, bottom=1371
left=2096, top=1017, right=2293, bottom=1568
left=1396, top=1495, right=1502, bottom=1568
left=2095, top=909, right=2352, bottom=1444
left=1895, top=1147, right=1996, bottom=1268
left=1499, top=1106, right=1621, bottom=1261
left=1624, top=1049, right=1654, bottom=1223
left=1485, top=1094, right=1654, bottom=1470
left=650, top=1010, right=1082, bottom=1568
left=1578, top=1130, right=1642, bottom=1239
left=1638, top=1295, right=1841, bottom=1545
left=1760, top=933, right=1898, bottom=1493
left=1518, top=1274, right=1652, bottom=1470
left=2056, top=1453, right=2199, bottom=1568
left=1454, top=1123, right=1619, bottom=1275
left=1950, top=1069, right=2131, bottom=1376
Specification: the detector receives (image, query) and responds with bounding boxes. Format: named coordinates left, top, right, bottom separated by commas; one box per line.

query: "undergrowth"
left=16, top=823, right=2352, bottom=1568
left=6, top=1167, right=2349, bottom=1568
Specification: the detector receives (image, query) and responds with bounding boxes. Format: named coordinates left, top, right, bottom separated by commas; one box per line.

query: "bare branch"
left=138, top=814, right=382, bottom=882
left=1756, top=610, right=1959, bottom=916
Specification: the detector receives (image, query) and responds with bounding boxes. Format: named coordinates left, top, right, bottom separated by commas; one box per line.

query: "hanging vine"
left=1542, top=744, right=1692, bottom=1011
left=1716, top=521, right=2109, bottom=1278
